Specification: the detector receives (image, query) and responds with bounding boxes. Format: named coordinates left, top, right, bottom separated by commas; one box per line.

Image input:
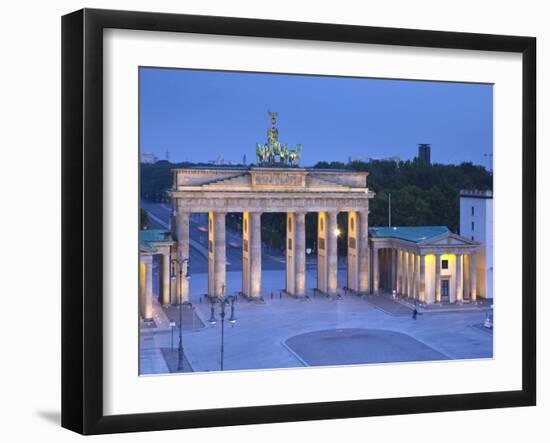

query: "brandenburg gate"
left=169, top=166, right=374, bottom=300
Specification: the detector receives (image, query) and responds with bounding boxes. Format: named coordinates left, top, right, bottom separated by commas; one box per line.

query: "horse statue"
left=288, top=144, right=302, bottom=166
left=256, top=112, right=302, bottom=166
left=256, top=143, right=268, bottom=164
left=279, top=144, right=289, bottom=165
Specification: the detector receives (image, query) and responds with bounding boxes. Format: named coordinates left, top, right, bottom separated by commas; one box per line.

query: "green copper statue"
left=256, top=111, right=302, bottom=167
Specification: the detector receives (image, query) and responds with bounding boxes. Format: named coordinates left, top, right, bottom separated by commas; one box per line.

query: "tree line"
left=141, top=158, right=492, bottom=251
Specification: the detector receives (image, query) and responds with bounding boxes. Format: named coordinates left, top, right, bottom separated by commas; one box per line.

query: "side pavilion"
left=369, top=226, right=481, bottom=304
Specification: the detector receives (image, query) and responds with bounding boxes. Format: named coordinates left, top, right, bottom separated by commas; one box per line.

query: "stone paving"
left=159, top=347, right=194, bottom=373
left=139, top=269, right=493, bottom=375
left=362, top=294, right=414, bottom=317
left=162, top=304, right=205, bottom=331
left=286, top=328, right=448, bottom=366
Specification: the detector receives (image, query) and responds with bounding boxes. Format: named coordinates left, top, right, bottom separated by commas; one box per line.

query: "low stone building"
left=369, top=226, right=480, bottom=303
left=139, top=229, right=174, bottom=323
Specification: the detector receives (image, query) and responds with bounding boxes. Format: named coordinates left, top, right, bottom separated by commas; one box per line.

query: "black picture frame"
left=61, top=8, right=536, bottom=435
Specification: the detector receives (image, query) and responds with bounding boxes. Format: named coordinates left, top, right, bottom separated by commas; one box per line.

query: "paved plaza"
left=286, top=329, right=448, bottom=366
left=139, top=269, right=493, bottom=375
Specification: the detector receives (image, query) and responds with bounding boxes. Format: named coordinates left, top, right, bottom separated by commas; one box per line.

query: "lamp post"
left=208, top=285, right=237, bottom=371
left=170, top=257, right=190, bottom=372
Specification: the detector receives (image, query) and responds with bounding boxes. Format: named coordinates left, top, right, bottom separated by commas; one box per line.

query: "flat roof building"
left=418, top=143, right=431, bottom=165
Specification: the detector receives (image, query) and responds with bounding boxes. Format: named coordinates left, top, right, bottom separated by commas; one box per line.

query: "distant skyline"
left=139, top=67, right=493, bottom=168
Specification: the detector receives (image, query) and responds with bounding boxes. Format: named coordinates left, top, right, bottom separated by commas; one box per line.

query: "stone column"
left=408, top=252, right=414, bottom=298
left=327, top=211, right=338, bottom=295
left=169, top=247, right=178, bottom=304
left=249, top=212, right=262, bottom=299
left=160, top=249, right=170, bottom=306
left=286, top=212, right=296, bottom=295
left=373, top=246, right=379, bottom=295
left=358, top=211, right=370, bottom=293
left=295, top=211, right=306, bottom=296
left=140, top=254, right=153, bottom=321
left=463, top=254, right=470, bottom=300
left=214, top=212, right=226, bottom=298
left=396, top=250, right=402, bottom=294
left=411, top=252, right=417, bottom=299
left=384, top=250, right=390, bottom=290
left=415, top=254, right=421, bottom=299
left=401, top=250, right=407, bottom=296
left=208, top=213, right=214, bottom=296
left=470, top=252, right=478, bottom=301
left=317, top=212, right=327, bottom=293
left=242, top=213, right=250, bottom=297
left=393, top=250, right=397, bottom=292
left=243, top=212, right=262, bottom=299
left=403, top=251, right=408, bottom=297
left=209, top=212, right=226, bottom=298
left=176, top=210, right=190, bottom=303
left=347, top=212, right=359, bottom=291
left=435, top=253, right=441, bottom=303
left=454, top=253, right=462, bottom=303
left=421, top=255, right=433, bottom=304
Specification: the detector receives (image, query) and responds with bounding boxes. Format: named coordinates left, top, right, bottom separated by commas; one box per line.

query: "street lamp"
left=170, top=257, right=190, bottom=372
left=208, top=286, right=237, bottom=371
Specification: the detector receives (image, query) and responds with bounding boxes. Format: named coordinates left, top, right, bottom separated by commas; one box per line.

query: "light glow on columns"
left=334, top=228, right=341, bottom=237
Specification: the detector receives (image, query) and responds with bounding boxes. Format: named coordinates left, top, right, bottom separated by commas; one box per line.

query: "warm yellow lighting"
left=334, top=228, right=341, bottom=237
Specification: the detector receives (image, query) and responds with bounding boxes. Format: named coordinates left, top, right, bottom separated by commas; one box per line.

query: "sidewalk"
left=161, top=303, right=205, bottom=331
left=383, top=292, right=493, bottom=313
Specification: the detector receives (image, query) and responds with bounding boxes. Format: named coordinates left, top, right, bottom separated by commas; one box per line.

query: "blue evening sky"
left=139, top=67, right=493, bottom=168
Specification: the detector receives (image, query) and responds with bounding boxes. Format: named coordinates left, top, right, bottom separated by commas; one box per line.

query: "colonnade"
left=139, top=247, right=171, bottom=322
left=172, top=209, right=371, bottom=302
left=371, top=246, right=478, bottom=303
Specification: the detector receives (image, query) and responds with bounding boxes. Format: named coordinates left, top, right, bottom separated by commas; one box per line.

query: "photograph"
left=138, top=67, right=494, bottom=375
left=0, top=1, right=543, bottom=440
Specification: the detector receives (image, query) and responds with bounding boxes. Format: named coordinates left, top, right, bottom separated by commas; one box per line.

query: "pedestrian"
left=412, top=307, right=418, bottom=320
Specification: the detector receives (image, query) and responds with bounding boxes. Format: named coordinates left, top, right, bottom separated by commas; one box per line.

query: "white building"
left=459, top=190, right=493, bottom=299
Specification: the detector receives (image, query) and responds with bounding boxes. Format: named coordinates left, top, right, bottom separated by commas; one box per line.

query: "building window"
left=471, top=206, right=475, bottom=216
left=441, top=259, right=449, bottom=270
left=471, top=221, right=475, bottom=231
left=288, top=217, right=292, bottom=232
left=350, top=217, right=354, bottom=232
